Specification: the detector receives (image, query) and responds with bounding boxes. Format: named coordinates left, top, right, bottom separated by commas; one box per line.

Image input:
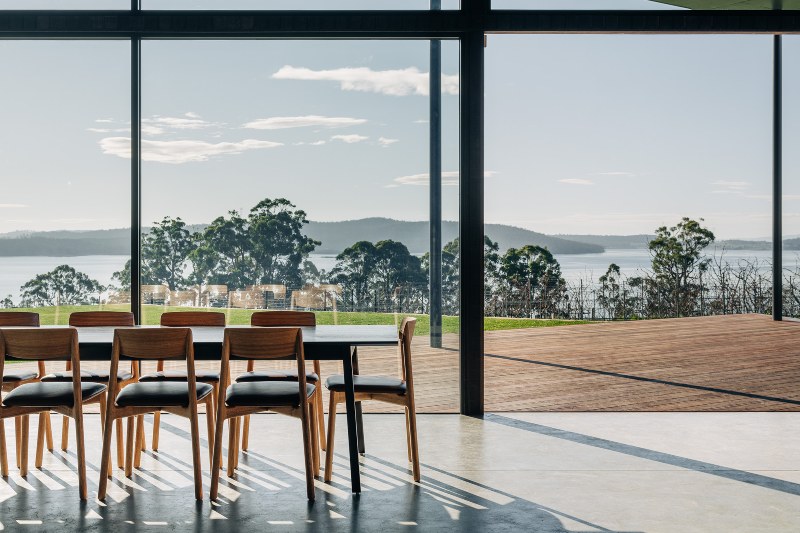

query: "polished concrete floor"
left=0, top=412, right=798, bottom=532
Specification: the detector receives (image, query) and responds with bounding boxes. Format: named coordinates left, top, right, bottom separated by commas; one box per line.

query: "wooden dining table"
left=45, top=323, right=400, bottom=494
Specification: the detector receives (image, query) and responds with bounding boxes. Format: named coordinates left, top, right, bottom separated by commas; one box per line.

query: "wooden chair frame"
left=241, top=311, right=327, bottom=453
left=324, top=317, right=420, bottom=483
left=98, top=327, right=214, bottom=501
left=0, top=312, right=54, bottom=471
left=62, top=311, right=139, bottom=471
left=210, top=327, right=317, bottom=501
left=148, top=311, right=225, bottom=453
left=0, top=327, right=106, bottom=500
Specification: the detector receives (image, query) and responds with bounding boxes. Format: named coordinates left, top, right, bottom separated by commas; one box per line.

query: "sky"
left=1, top=3, right=799, bottom=240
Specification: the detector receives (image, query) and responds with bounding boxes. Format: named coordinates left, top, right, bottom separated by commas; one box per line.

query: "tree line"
left=5, top=206, right=798, bottom=321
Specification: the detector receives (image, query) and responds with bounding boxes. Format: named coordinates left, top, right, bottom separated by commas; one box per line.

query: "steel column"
left=130, top=1, right=141, bottom=324
left=773, top=34, right=783, bottom=320
left=430, top=0, right=443, bottom=349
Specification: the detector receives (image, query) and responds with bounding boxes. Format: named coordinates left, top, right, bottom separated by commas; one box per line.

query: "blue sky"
left=1, top=31, right=798, bottom=239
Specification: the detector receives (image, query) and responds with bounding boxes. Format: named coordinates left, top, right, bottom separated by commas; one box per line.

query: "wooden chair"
left=324, top=317, right=420, bottom=482
left=0, top=312, right=53, bottom=470
left=0, top=328, right=107, bottom=500
left=210, top=327, right=317, bottom=501
left=98, top=327, right=214, bottom=501
left=142, top=311, right=224, bottom=452
left=42, top=311, right=137, bottom=470
left=237, top=311, right=326, bottom=454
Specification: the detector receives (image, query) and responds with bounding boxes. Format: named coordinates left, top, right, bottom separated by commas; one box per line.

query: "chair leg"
left=0, top=417, right=8, bottom=477
left=125, top=416, right=135, bottom=477
left=44, top=412, right=53, bottom=452
left=115, top=419, right=124, bottom=469
left=98, top=413, right=115, bottom=499
left=205, top=398, right=215, bottom=467
left=98, top=394, right=112, bottom=474
left=209, top=410, right=227, bottom=500
left=74, top=410, right=89, bottom=501
left=300, top=403, right=315, bottom=501
left=241, top=415, right=250, bottom=451
left=35, top=412, right=46, bottom=469
left=61, top=415, right=69, bottom=451
left=309, top=399, right=320, bottom=477
left=138, top=414, right=147, bottom=451
left=134, top=415, right=144, bottom=469
left=152, top=412, right=161, bottom=451
left=188, top=409, right=204, bottom=501
left=315, top=383, right=326, bottom=451
left=404, top=406, right=412, bottom=463
left=226, top=417, right=238, bottom=477
left=324, top=392, right=337, bottom=483
left=407, top=403, right=420, bottom=482
left=20, top=415, right=29, bottom=477
left=15, top=416, right=21, bottom=468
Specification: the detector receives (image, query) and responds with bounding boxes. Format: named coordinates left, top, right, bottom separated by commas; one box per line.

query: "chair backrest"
left=109, top=328, right=197, bottom=408
left=250, top=311, right=316, bottom=327
left=398, top=317, right=417, bottom=385
left=68, top=311, right=135, bottom=327
left=160, top=311, right=226, bottom=327
left=221, top=327, right=307, bottom=399
left=0, top=312, right=40, bottom=327
left=1, top=328, right=83, bottom=409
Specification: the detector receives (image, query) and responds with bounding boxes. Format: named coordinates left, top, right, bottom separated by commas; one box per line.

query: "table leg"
left=341, top=347, right=361, bottom=493
left=352, top=347, right=366, bottom=455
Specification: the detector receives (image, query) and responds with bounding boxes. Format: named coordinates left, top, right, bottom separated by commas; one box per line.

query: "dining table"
left=44, top=323, right=400, bottom=494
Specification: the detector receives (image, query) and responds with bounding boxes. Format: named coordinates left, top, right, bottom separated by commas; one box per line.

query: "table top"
left=34, top=324, right=399, bottom=361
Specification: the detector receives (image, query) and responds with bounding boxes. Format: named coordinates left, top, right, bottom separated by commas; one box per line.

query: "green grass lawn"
left=3, top=304, right=588, bottom=336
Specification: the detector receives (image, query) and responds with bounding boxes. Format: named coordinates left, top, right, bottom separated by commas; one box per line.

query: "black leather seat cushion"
left=41, top=369, right=134, bottom=383
left=2, top=370, right=38, bottom=382
left=225, top=382, right=315, bottom=408
left=326, top=375, right=406, bottom=395
left=115, top=382, right=213, bottom=407
left=139, top=370, right=220, bottom=383
left=3, top=382, right=107, bottom=407
left=235, top=370, right=319, bottom=383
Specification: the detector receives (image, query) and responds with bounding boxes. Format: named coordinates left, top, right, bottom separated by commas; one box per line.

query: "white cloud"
left=331, top=134, right=368, bottom=144
left=243, top=115, right=367, bottom=130
left=597, top=171, right=636, bottom=177
left=185, top=112, right=201, bottom=119
left=272, top=65, right=459, bottom=97
left=99, top=137, right=282, bottom=164
left=144, top=115, right=211, bottom=130
left=309, top=140, right=327, bottom=146
left=141, top=124, right=165, bottom=135
left=378, top=137, right=399, bottom=148
left=712, top=180, right=749, bottom=191
left=559, top=178, right=594, bottom=185
left=95, top=119, right=114, bottom=123
left=414, top=119, right=429, bottom=124
left=390, top=170, right=496, bottom=188
left=0, top=203, right=27, bottom=208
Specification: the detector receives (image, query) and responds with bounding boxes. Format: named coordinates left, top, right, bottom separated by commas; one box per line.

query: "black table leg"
left=352, top=347, right=366, bottom=454
left=341, top=347, right=361, bottom=493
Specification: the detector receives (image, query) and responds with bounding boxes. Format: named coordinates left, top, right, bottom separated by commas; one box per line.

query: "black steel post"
left=459, top=26, right=486, bottom=417
left=430, top=0, right=443, bottom=348
left=773, top=34, right=783, bottom=321
left=130, top=0, right=141, bottom=324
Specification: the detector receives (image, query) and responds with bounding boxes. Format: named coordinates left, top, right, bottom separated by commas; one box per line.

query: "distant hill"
left=0, top=219, right=603, bottom=256
left=554, top=234, right=654, bottom=249
left=305, top=219, right=603, bottom=255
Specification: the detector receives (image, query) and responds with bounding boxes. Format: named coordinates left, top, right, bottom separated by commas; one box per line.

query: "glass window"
left=140, top=39, right=459, bottom=412
left=0, top=41, right=131, bottom=321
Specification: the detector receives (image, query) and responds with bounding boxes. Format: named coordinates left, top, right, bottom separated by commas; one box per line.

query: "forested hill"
left=305, top=219, right=603, bottom=254
left=0, top=219, right=604, bottom=256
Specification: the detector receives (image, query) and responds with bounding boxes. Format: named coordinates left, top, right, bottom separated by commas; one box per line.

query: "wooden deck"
left=4, top=314, right=799, bottom=412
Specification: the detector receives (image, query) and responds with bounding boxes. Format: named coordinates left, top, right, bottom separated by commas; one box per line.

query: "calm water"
left=1, top=249, right=798, bottom=301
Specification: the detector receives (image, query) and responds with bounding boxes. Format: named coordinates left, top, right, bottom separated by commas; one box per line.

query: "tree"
left=20, top=265, right=103, bottom=307
left=248, top=198, right=320, bottom=287
left=192, top=210, right=255, bottom=288
left=598, top=263, right=632, bottom=320
left=142, top=216, right=194, bottom=290
left=649, top=217, right=715, bottom=316
left=1, top=295, right=14, bottom=309
left=371, top=240, right=426, bottom=311
left=111, top=259, right=131, bottom=291
left=499, top=245, right=566, bottom=317
left=330, top=241, right=379, bottom=311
